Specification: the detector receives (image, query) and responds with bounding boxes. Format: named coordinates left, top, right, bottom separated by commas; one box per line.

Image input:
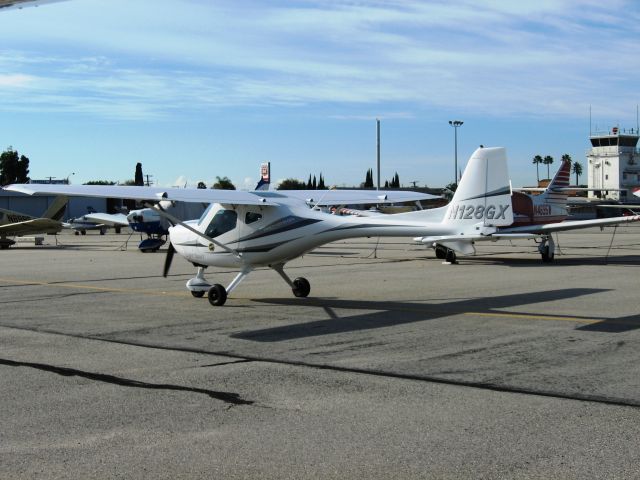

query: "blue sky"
left=1, top=0, right=639, bottom=189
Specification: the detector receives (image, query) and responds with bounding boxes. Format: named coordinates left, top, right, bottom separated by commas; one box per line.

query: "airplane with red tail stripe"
left=416, top=157, right=640, bottom=263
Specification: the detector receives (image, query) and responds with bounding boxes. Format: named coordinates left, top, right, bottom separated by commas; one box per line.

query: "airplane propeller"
left=163, top=242, right=175, bottom=277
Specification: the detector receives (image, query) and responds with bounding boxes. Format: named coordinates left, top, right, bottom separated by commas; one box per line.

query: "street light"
left=449, top=120, right=463, bottom=186
left=66, top=172, right=75, bottom=184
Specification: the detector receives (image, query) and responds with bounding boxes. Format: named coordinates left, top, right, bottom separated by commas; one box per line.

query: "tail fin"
left=442, top=147, right=513, bottom=227
left=540, top=158, right=571, bottom=206
left=42, top=196, right=68, bottom=220
left=255, top=162, right=270, bottom=191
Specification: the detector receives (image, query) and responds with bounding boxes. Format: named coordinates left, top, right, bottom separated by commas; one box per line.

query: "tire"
left=445, top=249, right=456, bottom=263
left=292, top=277, right=311, bottom=297
left=435, top=245, right=447, bottom=259
left=208, top=284, right=228, bottom=306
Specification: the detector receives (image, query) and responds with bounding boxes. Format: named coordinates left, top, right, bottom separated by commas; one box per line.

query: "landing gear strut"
left=185, top=263, right=311, bottom=306
left=272, top=264, right=311, bottom=298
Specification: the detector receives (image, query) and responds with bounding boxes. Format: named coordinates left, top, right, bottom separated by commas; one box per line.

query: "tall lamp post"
left=449, top=120, right=463, bottom=186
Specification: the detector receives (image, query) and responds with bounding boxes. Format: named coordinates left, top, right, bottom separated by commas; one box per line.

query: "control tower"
left=587, top=126, right=640, bottom=201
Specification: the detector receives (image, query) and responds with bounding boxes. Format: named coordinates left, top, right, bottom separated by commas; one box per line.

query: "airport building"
left=0, top=190, right=107, bottom=220
left=587, top=126, right=640, bottom=201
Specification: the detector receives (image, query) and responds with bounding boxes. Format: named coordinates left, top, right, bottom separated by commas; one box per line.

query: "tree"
left=277, top=178, right=307, bottom=190
left=445, top=182, right=458, bottom=193
left=532, top=155, right=543, bottom=183
left=84, top=180, right=116, bottom=185
left=0, top=147, right=30, bottom=185
left=364, top=168, right=374, bottom=188
left=386, top=172, right=400, bottom=188
left=307, top=174, right=312, bottom=189
left=318, top=173, right=326, bottom=189
left=572, top=162, right=583, bottom=185
left=197, top=181, right=207, bottom=189
left=561, top=153, right=572, bottom=165
left=134, top=163, right=144, bottom=186
left=212, top=176, right=236, bottom=190
left=312, top=175, right=317, bottom=189
left=543, top=155, right=554, bottom=180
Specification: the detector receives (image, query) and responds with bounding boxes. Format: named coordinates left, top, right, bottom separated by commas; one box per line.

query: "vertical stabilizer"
left=42, top=195, right=68, bottom=220
left=541, top=158, right=571, bottom=206
left=443, top=147, right=513, bottom=227
left=255, top=162, right=270, bottom=191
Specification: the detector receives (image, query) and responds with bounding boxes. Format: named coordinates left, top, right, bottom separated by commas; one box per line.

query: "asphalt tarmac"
left=1, top=226, right=640, bottom=479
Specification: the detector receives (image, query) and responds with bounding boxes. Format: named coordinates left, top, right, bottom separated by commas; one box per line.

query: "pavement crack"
left=199, top=359, right=252, bottom=368
left=0, top=357, right=253, bottom=406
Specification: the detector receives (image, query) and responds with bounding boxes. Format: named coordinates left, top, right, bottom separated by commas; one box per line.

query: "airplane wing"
left=279, top=189, right=438, bottom=206
left=496, top=215, right=640, bottom=235
left=3, top=184, right=280, bottom=206
left=4, top=184, right=435, bottom=207
left=0, top=218, right=62, bottom=235
left=0, top=0, right=62, bottom=10
left=84, top=212, right=129, bottom=227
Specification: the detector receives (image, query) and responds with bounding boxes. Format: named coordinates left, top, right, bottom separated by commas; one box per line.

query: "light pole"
left=66, top=172, right=75, bottom=184
left=449, top=120, right=463, bottom=186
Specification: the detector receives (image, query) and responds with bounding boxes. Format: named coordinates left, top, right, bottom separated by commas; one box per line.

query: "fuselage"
left=170, top=199, right=456, bottom=268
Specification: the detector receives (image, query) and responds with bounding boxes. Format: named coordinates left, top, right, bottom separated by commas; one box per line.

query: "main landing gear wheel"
left=540, top=246, right=554, bottom=263
left=292, top=277, right=311, bottom=297
left=434, top=245, right=447, bottom=259
left=445, top=249, right=457, bottom=263
left=191, top=290, right=205, bottom=298
left=208, top=284, right=228, bottom=306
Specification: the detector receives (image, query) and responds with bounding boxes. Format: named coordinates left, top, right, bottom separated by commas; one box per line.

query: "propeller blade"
left=163, top=242, right=175, bottom=277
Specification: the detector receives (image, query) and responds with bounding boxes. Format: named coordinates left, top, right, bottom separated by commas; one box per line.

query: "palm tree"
left=561, top=153, right=572, bottom=165
left=543, top=155, right=554, bottom=180
left=532, top=155, right=543, bottom=183
left=572, top=162, right=583, bottom=185
left=212, top=176, right=236, bottom=190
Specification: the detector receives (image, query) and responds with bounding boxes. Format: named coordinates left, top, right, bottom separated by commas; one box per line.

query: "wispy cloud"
left=0, top=0, right=638, bottom=120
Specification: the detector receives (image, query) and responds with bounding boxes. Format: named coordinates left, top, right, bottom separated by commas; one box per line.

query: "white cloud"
left=0, top=73, right=35, bottom=87
left=0, top=0, right=638, bottom=120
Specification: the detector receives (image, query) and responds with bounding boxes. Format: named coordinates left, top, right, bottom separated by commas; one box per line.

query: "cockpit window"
left=205, top=209, right=237, bottom=238
left=245, top=212, right=262, bottom=224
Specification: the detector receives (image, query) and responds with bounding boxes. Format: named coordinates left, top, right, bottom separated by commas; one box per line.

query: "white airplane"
left=5, top=147, right=513, bottom=305
left=0, top=196, right=68, bottom=248
left=416, top=158, right=640, bottom=263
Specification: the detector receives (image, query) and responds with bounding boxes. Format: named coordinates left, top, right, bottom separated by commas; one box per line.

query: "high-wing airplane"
left=5, top=147, right=512, bottom=305
left=415, top=157, right=640, bottom=262
left=0, top=196, right=68, bottom=248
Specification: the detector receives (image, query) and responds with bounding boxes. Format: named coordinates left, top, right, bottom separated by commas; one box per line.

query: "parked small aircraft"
left=5, top=147, right=512, bottom=305
left=65, top=207, right=111, bottom=235
left=416, top=157, right=640, bottom=262
left=0, top=196, right=68, bottom=248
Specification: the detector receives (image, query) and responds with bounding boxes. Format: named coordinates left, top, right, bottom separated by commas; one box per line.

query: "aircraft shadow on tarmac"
left=231, top=287, right=640, bottom=342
